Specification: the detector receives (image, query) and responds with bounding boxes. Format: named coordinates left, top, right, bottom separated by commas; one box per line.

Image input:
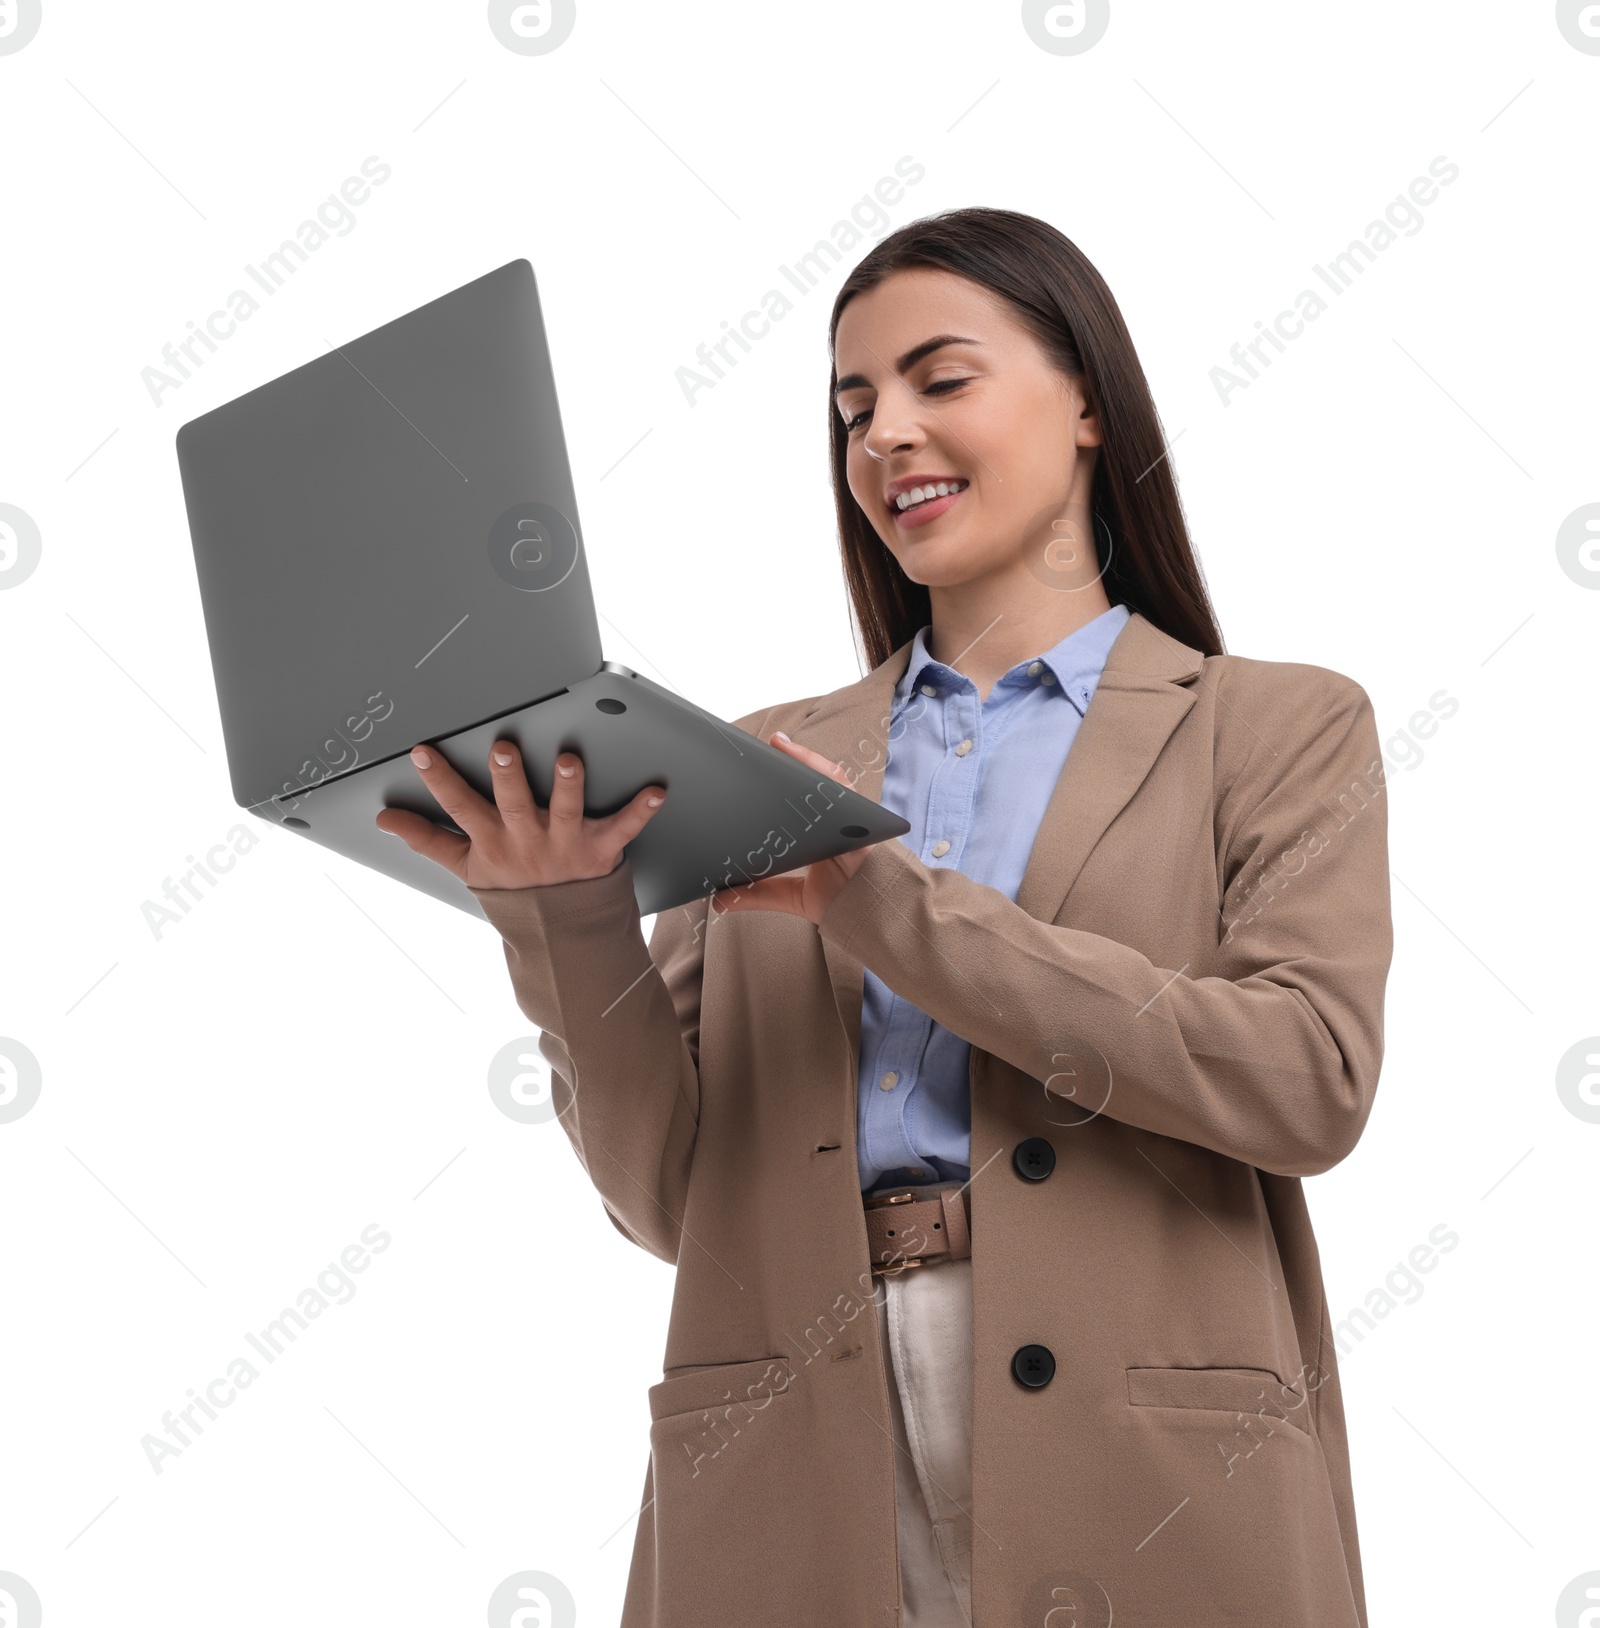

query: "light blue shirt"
left=857, top=602, right=1132, bottom=1194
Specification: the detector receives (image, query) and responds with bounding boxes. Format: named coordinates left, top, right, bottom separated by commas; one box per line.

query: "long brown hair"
left=827, top=206, right=1225, bottom=670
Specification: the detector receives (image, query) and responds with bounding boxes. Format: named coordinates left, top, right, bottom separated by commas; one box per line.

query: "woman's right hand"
left=374, top=738, right=667, bottom=892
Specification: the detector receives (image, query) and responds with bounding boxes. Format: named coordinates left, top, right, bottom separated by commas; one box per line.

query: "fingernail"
left=492, top=750, right=512, bottom=766
left=556, top=760, right=575, bottom=777
left=646, top=794, right=663, bottom=807
left=411, top=747, right=431, bottom=769
left=773, top=731, right=790, bottom=743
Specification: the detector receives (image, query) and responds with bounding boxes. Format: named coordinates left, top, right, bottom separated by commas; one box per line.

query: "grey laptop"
left=175, top=259, right=907, bottom=921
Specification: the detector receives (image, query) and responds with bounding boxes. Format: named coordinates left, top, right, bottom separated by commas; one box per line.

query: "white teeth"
left=895, top=479, right=967, bottom=511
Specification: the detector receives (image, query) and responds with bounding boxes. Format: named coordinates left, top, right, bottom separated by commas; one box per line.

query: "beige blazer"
left=470, top=609, right=1393, bottom=1627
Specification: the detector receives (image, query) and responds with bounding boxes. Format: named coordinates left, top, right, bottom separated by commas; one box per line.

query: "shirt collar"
left=894, top=602, right=1132, bottom=716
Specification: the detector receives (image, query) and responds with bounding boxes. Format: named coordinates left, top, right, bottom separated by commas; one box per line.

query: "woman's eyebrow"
left=833, top=334, right=982, bottom=395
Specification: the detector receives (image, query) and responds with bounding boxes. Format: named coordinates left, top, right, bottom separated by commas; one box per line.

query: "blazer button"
left=1013, top=1136, right=1056, bottom=1182
left=1012, top=1344, right=1055, bottom=1388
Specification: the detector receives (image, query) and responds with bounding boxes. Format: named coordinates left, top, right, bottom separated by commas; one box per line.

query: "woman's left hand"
left=709, top=733, right=873, bottom=926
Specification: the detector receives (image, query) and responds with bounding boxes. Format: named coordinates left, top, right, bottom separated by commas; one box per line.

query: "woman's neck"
left=926, top=582, right=1115, bottom=703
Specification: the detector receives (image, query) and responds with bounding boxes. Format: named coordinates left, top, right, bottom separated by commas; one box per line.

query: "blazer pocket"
left=647, top=1355, right=797, bottom=1423
left=1125, top=1365, right=1313, bottom=1436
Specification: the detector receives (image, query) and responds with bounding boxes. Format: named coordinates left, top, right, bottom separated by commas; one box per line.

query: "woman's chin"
left=886, top=522, right=963, bottom=566
left=889, top=534, right=1000, bottom=588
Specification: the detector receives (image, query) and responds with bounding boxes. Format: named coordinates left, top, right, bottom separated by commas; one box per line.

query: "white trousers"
left=869, top=1239, right=975, bottom=1626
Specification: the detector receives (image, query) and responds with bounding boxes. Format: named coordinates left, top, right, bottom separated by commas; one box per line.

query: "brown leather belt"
left=862, top=1183, right=970, bottom=1275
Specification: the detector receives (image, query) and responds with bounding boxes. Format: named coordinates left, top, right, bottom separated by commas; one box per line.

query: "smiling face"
left=833, top=265, right=1104, bottom=597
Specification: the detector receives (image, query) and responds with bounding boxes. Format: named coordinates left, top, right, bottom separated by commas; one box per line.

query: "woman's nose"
left=864, top=407, right=922, bottom=461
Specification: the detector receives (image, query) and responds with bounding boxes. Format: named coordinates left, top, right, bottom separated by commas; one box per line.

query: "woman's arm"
left=814, top=676, right=1393, bottom=1177
left=471, top=862, right=711, bottom=1264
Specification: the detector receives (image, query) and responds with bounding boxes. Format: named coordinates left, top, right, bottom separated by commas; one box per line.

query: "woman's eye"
left=843, top=379, right=968, bottom=434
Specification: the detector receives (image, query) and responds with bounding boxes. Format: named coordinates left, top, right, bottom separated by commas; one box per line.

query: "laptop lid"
left=176, top=258, right=601, bottom=811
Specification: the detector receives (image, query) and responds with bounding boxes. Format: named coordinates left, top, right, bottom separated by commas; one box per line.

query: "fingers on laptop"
left=403, top=742, right=498, bottom=840
left=612, top=780, right=668, bottom=846
left=543, top=748, right=586, bottom=826
left=374, top=804, right=469, bottom=867
left=488, top=739, right=537, bottom=821
left=391, top=739, right=665, bottom=873
left=506, top=742, right=665, bottom=840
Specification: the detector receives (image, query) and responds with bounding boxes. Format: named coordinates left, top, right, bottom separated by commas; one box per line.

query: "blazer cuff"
left=817, top=836, right=922, bottom=953
left=468, top=855, right=638, bottom=935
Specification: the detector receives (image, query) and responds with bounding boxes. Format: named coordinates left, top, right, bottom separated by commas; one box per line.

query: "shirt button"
left=1041, top=671, right=1056, bottom=685
left=1027, top=660, right=1043, bottom=676
left=954, top=738, right=973, bottom=756
left=930, top=840, right=950, bottom=858
left=919, top=683, right=937, bottom=696
left=879, top=1071, right=898, bottom=1091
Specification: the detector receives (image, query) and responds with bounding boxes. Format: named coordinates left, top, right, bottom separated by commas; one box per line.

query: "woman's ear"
left=1075, top=390, right=1104, bottom=448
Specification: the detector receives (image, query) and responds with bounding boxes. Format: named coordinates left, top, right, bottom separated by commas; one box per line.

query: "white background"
left=2, top=2, right=1596, bottom=1623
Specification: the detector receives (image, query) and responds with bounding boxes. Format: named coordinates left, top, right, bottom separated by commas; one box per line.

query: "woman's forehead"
left=835, top=273, right=1018, bottom=369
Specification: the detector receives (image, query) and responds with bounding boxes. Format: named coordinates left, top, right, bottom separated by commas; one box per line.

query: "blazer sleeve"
left=815, top=676, right=1393, bottom=1177
left=469, top=858, right=711, bottom=1264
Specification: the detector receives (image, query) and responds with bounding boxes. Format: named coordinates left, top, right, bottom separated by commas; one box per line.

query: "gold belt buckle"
left=864, top=1189, right=926, bottom=1275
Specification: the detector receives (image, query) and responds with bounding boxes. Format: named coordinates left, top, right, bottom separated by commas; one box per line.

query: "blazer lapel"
left=1012, top=612, right=1205, bottom=923
left=796, top=610, right=1207, bottom=1065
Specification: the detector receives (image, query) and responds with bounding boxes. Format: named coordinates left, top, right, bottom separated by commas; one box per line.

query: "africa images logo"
left=0, top=0, right=42, bottom=54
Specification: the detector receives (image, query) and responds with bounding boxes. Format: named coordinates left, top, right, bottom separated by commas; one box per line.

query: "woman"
left=378, top=207, right=1393, bottom=1628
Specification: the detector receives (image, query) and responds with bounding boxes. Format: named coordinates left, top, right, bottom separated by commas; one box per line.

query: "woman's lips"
left=893, top=486, right=966, bottom=529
